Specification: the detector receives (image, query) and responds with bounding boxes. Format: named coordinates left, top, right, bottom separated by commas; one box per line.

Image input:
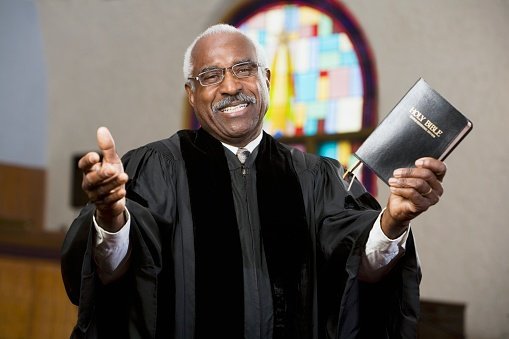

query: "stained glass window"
left=225, top=1, right=377, bottom=193
left=238, top=5, right=364, bottom=138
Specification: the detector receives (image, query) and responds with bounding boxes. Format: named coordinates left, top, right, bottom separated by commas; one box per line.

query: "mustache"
left=212, top=93, right=256, bottom=113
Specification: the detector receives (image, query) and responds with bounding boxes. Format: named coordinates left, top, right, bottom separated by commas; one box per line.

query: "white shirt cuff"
left=93, top=209, right=131, bottom=278
left=358, top=209, right=410, bottom=282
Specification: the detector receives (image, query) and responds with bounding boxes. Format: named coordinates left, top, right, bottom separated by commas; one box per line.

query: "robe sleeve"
left=311, top=157, right=421, bottom=338
left=61, top=144, right=176, bottom=338
left=123, top=143, right=178, bottom=223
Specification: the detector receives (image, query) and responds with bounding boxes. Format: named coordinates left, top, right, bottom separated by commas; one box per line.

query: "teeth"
left=221, top=103, right=248, bottom=113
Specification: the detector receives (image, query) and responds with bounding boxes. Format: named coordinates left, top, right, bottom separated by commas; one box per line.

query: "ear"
left=264, top=68, right=271, bottom=91
left=185, top=83, right=195, bottom=108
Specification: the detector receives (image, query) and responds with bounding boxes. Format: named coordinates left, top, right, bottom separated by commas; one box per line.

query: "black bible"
left=351, top=78, right=473, bottom=184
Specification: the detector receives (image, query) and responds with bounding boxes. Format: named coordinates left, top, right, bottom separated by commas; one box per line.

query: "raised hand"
left=78, top=127, right=128, bottom=232
left=381, top=157, right=447, bottom=238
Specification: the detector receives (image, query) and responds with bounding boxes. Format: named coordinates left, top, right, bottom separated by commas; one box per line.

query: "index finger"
left=78, top=152, right=101, bottom=172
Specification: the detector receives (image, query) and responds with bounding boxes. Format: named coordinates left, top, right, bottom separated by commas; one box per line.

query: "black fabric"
left=94, top=273, right=131, bottom=339
left=256, top=132, right=312, bottom=338
left=61, top=130, right=422, bottom=339
left=61, top=201, right=174, bottom=339
left=178, top=129, right=245, bottom=338
left=178, top=129, right=312, bottom=338
left=358, top=232, right=420, bottom=339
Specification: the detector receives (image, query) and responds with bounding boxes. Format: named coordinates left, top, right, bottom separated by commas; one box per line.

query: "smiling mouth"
left=220, top=103, right=248, bottom=113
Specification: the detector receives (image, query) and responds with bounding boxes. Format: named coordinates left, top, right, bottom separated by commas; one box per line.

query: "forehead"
left=192, top=32, right=257, bottom=70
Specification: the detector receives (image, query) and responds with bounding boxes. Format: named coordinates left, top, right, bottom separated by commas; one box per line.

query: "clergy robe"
left=61, top=128, right=421, bottom=339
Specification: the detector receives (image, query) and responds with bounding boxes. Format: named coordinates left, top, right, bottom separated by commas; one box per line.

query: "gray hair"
left=183, top=24, right=268, bottom=90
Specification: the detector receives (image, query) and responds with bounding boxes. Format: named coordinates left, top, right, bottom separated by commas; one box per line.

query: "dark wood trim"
left=0, top=163, right=60, bottom=259
left=0, top=162, right=46, bottom=231
left=0, top=229, right=65, bottom=260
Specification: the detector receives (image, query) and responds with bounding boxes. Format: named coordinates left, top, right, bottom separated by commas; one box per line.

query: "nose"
left=219, top=68, right=242, bottom=95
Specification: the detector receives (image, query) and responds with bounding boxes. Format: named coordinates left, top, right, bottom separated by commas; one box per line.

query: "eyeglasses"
left=188, top=61, right=261, bottom=87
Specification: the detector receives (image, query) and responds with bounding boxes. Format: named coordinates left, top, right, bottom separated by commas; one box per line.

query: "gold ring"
left=422, top=187, right=433, bottom=196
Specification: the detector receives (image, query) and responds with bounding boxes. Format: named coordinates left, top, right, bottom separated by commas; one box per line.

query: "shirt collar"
left=222, top=131, right=263, bottom=155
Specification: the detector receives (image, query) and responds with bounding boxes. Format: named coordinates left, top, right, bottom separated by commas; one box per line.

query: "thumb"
left=97, top=126, right=120, bottom=164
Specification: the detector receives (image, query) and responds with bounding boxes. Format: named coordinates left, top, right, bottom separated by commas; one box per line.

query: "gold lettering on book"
left=409, top=106, right=444, bottom=138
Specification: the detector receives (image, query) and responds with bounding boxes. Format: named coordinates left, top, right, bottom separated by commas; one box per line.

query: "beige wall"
left=36, top=0, right=509, bottom=337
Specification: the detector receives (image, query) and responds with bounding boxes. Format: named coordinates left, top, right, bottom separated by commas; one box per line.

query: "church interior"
left=0, top=0, right=508, bottom=338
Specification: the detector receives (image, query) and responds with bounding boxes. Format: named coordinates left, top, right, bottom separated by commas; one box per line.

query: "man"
left=62, top=24, right=446, bottom=339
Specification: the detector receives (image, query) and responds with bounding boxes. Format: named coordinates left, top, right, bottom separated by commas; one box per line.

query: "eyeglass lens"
left=198, top=62, right=258, bottom=86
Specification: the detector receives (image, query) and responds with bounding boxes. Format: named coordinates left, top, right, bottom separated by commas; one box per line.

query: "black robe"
left=61, top=129, right=421, bottom=339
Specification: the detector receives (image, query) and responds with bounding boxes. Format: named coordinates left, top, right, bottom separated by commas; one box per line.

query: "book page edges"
left=438, top=120, right=473, bottom=161
left=352, top=153, right=391, bottom=185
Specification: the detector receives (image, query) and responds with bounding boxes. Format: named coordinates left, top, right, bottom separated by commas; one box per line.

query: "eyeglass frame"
left=187, top=61, right=264, bottom=87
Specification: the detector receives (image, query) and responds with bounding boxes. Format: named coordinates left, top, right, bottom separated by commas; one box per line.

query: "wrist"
left=96, top=208, right=127, bottom=233
left=381, top=209, right=410, bottom=239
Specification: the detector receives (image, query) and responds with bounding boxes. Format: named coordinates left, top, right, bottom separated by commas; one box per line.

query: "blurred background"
left=0, top=0, right=508, bottom=338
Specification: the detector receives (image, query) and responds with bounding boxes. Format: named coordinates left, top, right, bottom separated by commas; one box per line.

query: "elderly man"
left=62, top=24, right=446, bottom=339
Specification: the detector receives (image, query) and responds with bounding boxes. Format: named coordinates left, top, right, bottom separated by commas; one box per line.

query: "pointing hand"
left=78, top=127, right=128, bottom=232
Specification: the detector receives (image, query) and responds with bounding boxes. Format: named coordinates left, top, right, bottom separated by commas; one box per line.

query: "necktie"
left=236, top=147, right=250, bottom=175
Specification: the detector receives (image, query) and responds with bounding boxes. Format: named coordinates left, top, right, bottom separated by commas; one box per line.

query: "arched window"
left=224, top=1, right=378, bottom=194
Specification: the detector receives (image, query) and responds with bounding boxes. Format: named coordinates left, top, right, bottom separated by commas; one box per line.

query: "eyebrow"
left=197, top=58, right=254, bottom=74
